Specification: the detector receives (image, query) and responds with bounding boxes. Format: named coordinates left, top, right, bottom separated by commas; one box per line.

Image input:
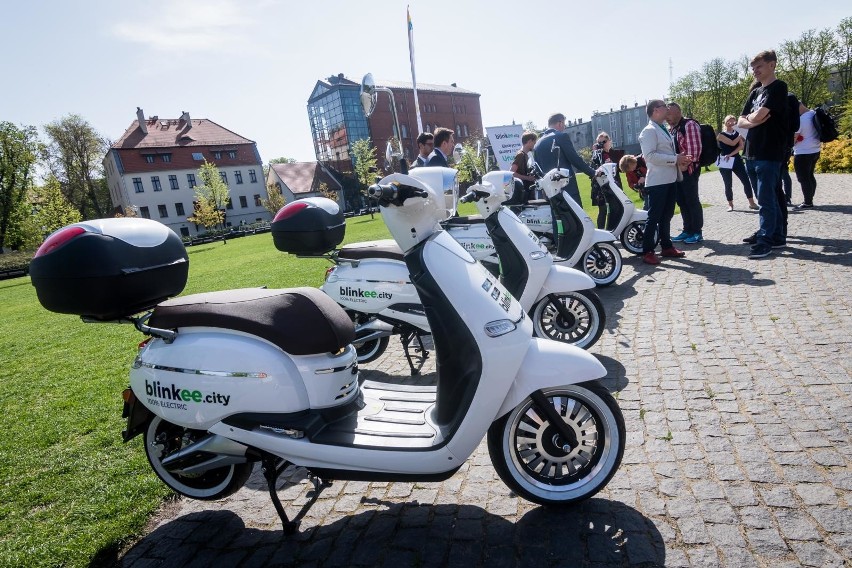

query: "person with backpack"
left=716, top=114, right=758, bottom=212
left=737, top=50, right=788, bottom=259
left=793, top=101, right=821, bottom=209
left=666, top=102, right=704, bottom=245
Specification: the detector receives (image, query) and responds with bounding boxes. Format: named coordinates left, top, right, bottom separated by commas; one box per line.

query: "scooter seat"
left=338, top=239, right=404, bottom=262
left=526, top=199, right=549, bottom=206
left=442, top=215, right=484, bottom=227
left=148, top=287, right=355, bottom=355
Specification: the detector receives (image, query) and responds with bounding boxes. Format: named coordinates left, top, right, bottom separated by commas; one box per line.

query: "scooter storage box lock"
left=30, top=218, right=189, bottom=320
left=272, top=197, right=345, bottom=255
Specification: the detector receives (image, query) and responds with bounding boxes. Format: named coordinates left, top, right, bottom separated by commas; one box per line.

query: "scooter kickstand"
left=261, top=454, right=330, bottom=535
left=400, top=331, right=429, bottom=376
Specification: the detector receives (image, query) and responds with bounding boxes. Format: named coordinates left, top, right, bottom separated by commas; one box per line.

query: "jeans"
left=746, top=159, right=783, bottom=247
left=643, top=182, right=677, bottom=253
left=794, top=152, right=820, bottom=205
left=675, top=168, right=702, bottom=234
left=719, top=156, right=753, bottom=201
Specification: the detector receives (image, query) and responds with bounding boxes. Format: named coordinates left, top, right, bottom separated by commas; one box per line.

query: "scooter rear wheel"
left=144, top=416, right=253, bottom=500
left=620, top=221, right=658, bottom=255
left=487, top=382, right=625, bottom=506
left=582, top=243, right=622, bottom=286
left=531, top=290, right=605, bottom=349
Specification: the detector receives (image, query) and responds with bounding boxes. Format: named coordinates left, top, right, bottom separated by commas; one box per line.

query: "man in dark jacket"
left=426, top=127, right=454, bottom=167
left=532, top=113, right=596, bottom=206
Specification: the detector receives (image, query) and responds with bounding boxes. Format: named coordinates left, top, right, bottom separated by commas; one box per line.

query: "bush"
left=0, top=251, right=33, bottom=274
left=816, top=138, right=852, bottom=173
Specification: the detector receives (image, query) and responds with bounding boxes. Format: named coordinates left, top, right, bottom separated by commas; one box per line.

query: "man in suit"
left=412, top=132, right=434, bottom=168
left=426, top=127, right=454, bottom=167
left=532, top=113, right=596, bottom=206
left=638, top=100, right=691, bottom=265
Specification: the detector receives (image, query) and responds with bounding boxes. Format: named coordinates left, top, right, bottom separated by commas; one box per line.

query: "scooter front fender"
left=535, top=265, right=595, bottom=300
left=591, top=228, right=618, bottom=244
left=494, top=337, right=606, bottom=419
left=631, top=210, right=649, bottom=222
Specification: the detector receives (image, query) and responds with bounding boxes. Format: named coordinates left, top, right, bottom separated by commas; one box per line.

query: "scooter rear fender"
left=494, top=337, right=607, bottom=419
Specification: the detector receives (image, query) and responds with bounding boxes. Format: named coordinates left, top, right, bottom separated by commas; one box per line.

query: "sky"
left=1, top=0, right=848, bottom=166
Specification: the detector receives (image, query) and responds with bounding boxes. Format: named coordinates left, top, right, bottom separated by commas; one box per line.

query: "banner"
left=486, top=125, right=524, bottom=171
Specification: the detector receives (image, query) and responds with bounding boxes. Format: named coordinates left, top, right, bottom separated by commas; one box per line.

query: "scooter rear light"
left=484, top=319, right=516, bottom=337
left=138, top=337, right=152, bottom=350
left=273, top=201, right=309, bottom=221
left=324, top=266, right=335, bottom=281
left=34, top=226, right=86, bottom=258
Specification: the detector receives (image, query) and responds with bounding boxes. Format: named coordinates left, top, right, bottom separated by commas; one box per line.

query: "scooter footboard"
left=494, top=337, right=606, bottom=418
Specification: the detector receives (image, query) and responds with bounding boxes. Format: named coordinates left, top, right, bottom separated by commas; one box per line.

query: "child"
left=619, top=154, right=649, bottom=210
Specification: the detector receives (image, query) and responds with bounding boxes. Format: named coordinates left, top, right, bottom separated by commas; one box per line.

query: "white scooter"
left=30, top=169, right=625, bottom=533
left=459, top=168, right=623, bottom=286
left=593, top=162, right=655, bottom=254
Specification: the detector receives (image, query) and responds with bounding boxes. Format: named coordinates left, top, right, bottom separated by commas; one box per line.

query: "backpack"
left=673, top=119, right=719, bottom=167
left=812, top=107, right=839, bottom=143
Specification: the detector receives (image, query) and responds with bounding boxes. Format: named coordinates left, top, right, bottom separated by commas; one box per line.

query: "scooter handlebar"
left=459, top=189, right=491, bottom=203
left=367, top=182, right=429, bottom=206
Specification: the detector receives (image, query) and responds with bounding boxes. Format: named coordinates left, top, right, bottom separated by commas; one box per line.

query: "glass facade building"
left=307, top=76, right=370, bottom=173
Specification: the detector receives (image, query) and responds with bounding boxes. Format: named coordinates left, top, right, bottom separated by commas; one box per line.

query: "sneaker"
left=771, top=240, right=786, bottom=248
left=748, top=245, right=772, bottom=259
left=795, top=202, right=813, bottom=209
left=742, top=233, right=758, bottom=245
left=643, top=251, right=661, bottom=265
left=671, top=231, right=690, bottom=242
left=749, top=204, right=760, bottom=210
left=660, top=247, right=686, bottom=258
left=684, top=233, right=702, bottom=244
left=727, top=205, right=734, bottom=212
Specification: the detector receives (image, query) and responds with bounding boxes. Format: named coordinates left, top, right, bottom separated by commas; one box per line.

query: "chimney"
left=180, top=111, right=191, bottom=126
left=451, top=82, right=457, bottom=88
left=137, top=107, right=147, bottom=134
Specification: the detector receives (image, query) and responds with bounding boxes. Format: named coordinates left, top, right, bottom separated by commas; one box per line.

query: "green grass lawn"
left=0, top=178, right=633, bottom=567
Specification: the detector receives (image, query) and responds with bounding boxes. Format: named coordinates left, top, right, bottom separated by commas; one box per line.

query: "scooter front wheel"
left=583, top=242, right=622, bottom=286
left=621, top=221, right=658, bottom=255
left=144, top=416, right=253, bottom=500
left=487, top=382, right=625, bottom=506
left=531, top=290, right=606, bottom=349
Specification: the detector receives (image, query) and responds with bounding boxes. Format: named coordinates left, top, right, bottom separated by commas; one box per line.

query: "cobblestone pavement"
left=119, top=173, right=851, bottom=567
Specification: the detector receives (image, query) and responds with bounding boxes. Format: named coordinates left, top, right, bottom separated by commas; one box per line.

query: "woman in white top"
left=716, top=115, right=758, bottom=212
left=792, top=103, right=821, bottom=208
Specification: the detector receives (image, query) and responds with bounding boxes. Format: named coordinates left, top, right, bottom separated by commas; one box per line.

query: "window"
left=192, top=152, right=204, bottom=161
left=162, top=154, right=171, bottom=163
left=226, top=200, right=233, bottom=210
left=249, top=169, right=257, bottom=183
left=234, top=170, right=243, bottom=184
left=219, top=171, right=228, bottom=184
left=158, top=204, right=168, bottom=218
left=133, top=177, right=144, bottom=193
left=253, top=194, right=261, bottom=207
left=400, top=124, right=409, bottom=138
left=228, top=151, right=236, bottom=159
left=139, top=206, right=150, bottom=218
left=187, top=173, right=196, bottom=188
left=239, top=196, right=248, bottom=208
left=169, top=175, right=179, bottom=190
left=175, top=202, right=185, bottom=216
left=144, top=155, right=154, bottom=163
left=456, top=124, right=462, bottom=136
left=463, top=124, right=469, bottom=137
left=151, top=176, right=162, bottom=191
left=179, top=227, right=190, bottom=237
left=213, top=151, right=222, bottom=159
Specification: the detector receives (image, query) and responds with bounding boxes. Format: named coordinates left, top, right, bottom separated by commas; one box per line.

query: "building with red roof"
left=103, top=108, right=269, bottom=237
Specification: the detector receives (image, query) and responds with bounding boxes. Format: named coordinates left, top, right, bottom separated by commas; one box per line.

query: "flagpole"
left=408, top=6, right=423, bottom=134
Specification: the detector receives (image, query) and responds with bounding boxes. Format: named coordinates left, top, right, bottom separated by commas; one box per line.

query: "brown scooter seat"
left=337, top=239, right=404, bottom=262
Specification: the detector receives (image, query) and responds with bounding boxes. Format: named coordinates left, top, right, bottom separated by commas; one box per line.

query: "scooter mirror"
left=360, top=73, right=377, bottom=117
left=385, top=141, right=394, bottom=165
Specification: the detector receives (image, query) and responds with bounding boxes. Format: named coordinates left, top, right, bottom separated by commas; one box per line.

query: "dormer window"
left=228, top=151, right=237, bottom=159
left=144, top=155, right=154, bottom=163
left=162, top=154, right=171, bottom=163
left=213, top=151, right=222, bottom=159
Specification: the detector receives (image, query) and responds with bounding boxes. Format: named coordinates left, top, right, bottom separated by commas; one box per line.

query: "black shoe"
left=742, top=233, right=758, bottom=245
left=771, top=241, right=786, bottom=248
left=748, top=245, right=772, bottom=259
left=795, top=203, right=813, bottom=209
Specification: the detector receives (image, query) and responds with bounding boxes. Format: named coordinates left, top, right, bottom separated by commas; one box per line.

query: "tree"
left=698, top=58, right=743, bottom=130
left=778, top=28, right=837, bottom=106
left=350, top=138, right=378, bottom=189
left=186, top=161, right=230, bottom=232
left=13, top=177, right=82, bottom=249
left=318, top=182, right=337, bottom=201
left=43, top=114, right=110, bottom=219
left=261, top=181, right=286, bottom=215
left=265, top=157, right=297, bottom=177
left=0, top=122, right=42, bottom=251
left=523, top=121, right=540, bottom=134
left=832, top=17, right=852, bottom=95
left=455, top=142, right=487, bottom=186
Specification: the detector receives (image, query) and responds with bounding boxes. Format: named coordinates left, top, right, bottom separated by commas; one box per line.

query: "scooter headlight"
left=484, top=319, right=516, bottom=337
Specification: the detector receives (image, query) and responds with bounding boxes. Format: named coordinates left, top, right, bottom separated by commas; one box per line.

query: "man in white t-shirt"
left=792, top=102, right=821, bottom=209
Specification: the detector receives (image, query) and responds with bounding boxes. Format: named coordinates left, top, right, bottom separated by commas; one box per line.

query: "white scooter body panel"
left=211, top=231, right=534, bottom=474
left=535, top=265, right=597, bottom=302
left=444, top=221, right=497, bottom=263
left=493, top=208, right=551, bottom=310
left=130, top=329, right=358, bottom=430
left=516, top=205, right=553, bottom=235
left=322, top=258, right=428, bottom=331
left=495, top=337, right=607, bottom=418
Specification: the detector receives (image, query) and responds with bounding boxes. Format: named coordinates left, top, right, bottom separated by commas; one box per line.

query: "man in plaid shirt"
left=666, top=103, right=703, bottom=244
